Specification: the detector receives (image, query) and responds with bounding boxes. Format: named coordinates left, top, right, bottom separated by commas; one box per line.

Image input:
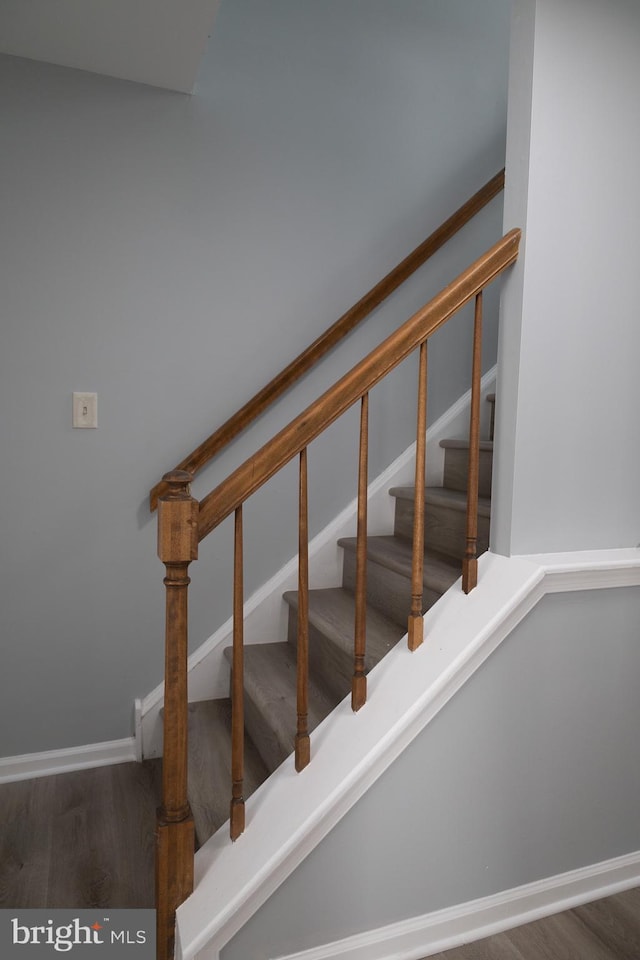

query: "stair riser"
left=224, top=642, right=336, bottom=776
left=286, top=614, right=351, bottom=706
left=187, top=700, right=269, bottom=847
left=341, top=548, right=444, bottom=627
left=242, top=690, right=291, bottom=774
left=394, top=500, right=490, bottom=560
left=443, top=447, right=493, bottom=497
left=223, top=646, right=297, bottom=775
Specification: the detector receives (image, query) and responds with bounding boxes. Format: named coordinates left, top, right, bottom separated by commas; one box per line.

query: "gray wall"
left=0, top=0, right=510, bottom=756
left=221, top=586, right=640, bottom=960
left=493, top=0, right=640, bottom=555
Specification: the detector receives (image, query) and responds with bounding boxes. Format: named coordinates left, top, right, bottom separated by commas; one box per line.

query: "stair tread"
left=224, top=642, right=337, bottom=770
left=187, top=698, right=269, bottom=847
left=337, top=536, right=460, bottom=593
left=439, top=438, right=494, bottom=451
left=283, top=586, right=404, bottom=668
left=389, top=485, right=492, bottom=517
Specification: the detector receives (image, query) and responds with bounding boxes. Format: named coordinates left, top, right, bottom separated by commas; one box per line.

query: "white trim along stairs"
left=176, top=545, right=640, bottom=960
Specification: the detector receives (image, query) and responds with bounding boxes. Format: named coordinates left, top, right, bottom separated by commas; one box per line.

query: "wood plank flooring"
left=427, top=886, right=640, bottom=960
left=0, top=760, right=160, bottom=909
left=1, top=761, right=639, bottom=960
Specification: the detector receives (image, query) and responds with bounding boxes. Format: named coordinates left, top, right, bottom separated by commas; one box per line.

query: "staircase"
left=186, top=396, right=495, bottom=848
left=150, top=185, right=520, bottom=959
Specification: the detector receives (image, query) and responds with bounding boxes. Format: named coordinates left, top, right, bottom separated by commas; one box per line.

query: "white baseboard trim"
left=0, top=737, right=137, bottom=784
left=273, top=850, right=640, bottom=960
left=134, top=698, right=143, bottom=763
left=140, top=367, right=498, bottom=758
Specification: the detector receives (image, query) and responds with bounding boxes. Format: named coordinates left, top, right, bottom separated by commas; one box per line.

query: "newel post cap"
left=160, top=470, right=194, bottom=499
left=157, top=471, right=198, bottom=562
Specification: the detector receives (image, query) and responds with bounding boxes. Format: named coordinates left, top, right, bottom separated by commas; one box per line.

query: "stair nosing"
left=283, top=586, right=402, bottom=651
left=439, top=438, right=494, bottom=451
left=336, top=536, right=461, bottom=590
left=389, top=485, right=491, bottom=517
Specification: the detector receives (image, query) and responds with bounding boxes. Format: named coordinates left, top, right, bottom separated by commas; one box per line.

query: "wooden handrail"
left=197, top=228, right=520, bottom=541
left=149, top=169, right=505, bottom=511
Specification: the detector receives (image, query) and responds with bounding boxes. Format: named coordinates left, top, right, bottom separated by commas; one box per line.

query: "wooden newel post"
left=156, top=470, right=198, bottom=960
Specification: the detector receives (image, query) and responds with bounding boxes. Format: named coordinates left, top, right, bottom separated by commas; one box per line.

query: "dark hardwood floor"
left=1, top=762, right=639, bottom=960
left=0, top=760, right=160, bottom=909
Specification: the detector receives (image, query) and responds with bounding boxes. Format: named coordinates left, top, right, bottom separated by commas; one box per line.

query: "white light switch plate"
left=73, top=392, right=98, bottom=428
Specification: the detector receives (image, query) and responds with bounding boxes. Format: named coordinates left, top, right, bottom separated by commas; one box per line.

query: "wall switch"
left=73, top=392, right=98, bottom=428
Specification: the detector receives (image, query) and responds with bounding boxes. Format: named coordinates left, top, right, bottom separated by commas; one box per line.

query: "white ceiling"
left=0, top=0, right=222, bottom=93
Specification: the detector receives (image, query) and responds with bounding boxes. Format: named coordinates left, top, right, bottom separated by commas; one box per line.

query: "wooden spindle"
left=295, top=449, right=311, bottom=770
left=230, top=505, right=246, bottom=840
left=463, top=291, right=483, bottom=594
left=156, top=470, right=197, bottom=960
left=352, top=393, right=368, bottom=711
left=408, top=340, right=428, bottom=651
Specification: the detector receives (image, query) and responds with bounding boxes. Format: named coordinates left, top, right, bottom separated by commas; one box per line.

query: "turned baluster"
left=462, top=291, right=483, bottom=593
left=408, top=340, right=428, bottom=651
left=156, top=470, right=197, bottom=960
left=296, top=449, right=311, bottom=770
left=230, top=505, right=246, bottom=839
left=352, top=393, right=369, bottom=711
